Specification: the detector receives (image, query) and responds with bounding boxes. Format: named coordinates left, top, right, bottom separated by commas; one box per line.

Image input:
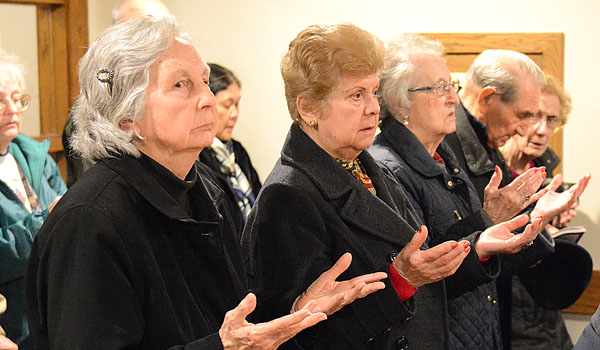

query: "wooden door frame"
left=2, top=0, right=88, bottom=179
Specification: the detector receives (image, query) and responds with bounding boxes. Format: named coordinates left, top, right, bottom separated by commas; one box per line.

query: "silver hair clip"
left=96, top=68, right=114, bottom=96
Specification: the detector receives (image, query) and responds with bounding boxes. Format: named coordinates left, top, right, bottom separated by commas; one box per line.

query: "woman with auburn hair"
left=242, top=24, right=492, bottom=350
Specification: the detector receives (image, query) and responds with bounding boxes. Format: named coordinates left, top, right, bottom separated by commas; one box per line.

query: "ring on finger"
left=522, top=240, right=534, bottom=250
left=525, top=194, right=531, bottom=202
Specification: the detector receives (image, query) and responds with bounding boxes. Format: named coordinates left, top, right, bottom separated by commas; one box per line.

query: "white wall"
left=88, top=0, right=600, bottom=340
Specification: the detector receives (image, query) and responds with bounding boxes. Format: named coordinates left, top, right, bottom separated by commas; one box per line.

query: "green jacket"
left=0, top=133, right=66, bottom=348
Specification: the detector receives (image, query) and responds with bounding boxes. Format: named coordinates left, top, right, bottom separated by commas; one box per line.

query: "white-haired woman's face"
left=0, top=82, right=24, bottom=149
left=136, top=40, right=218, bottom=158
left=405, top=55, right=459, bottom=142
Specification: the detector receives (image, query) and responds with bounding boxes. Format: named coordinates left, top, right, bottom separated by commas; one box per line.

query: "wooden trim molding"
left=1, top=0, right=88, bottom=181
left=564, top=270, right=600, bottom=315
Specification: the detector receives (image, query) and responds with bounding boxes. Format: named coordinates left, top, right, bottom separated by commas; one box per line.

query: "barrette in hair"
left=96, top=68, right=114, bottom=96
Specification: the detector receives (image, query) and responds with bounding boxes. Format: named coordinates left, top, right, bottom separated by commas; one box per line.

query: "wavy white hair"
left=378, top=34, right=444, bottom=121
left=0, top=49, right=26, bottom=92
left=71, top=15, right=190, bottom=160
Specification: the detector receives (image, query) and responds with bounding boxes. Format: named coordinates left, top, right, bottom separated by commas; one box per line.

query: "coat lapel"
left=281, top=125, right=419, bottom=247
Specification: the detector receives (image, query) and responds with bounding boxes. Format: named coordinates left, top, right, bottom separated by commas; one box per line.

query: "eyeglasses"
left=0, top=94, right=31, bottom=114
left=408, top=79, right=462, bottom=96
left=527, top=112, right=564, bottom=130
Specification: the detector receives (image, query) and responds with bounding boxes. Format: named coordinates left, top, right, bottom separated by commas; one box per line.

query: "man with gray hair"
left=444, top=50, right=589, bottom=350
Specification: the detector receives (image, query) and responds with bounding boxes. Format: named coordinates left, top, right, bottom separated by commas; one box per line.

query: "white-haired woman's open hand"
left=474, top=214, right=543, bottom=260
left=290, top=253, right=387, bottom=315
left=219, top=293, right=326, bottom=350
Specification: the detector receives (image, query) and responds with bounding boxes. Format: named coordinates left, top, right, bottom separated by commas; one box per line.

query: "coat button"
left=487, top=295, right=492, bottom=302
left=447, top=180, right=454, bottom=187
left=453, top=168, right=459, bottom=173
left=396, top=336, right=409, bottom=349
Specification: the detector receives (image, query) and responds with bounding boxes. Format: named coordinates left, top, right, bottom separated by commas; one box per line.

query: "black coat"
left=369, top=118, right=502, bottom=350
left=242, top=124, right=448, bottom=350
left=199, top=139, right=262, bottom=237
left=442, top=103, right=556, bottom=350
left=26, top=155, right=247, bottom=350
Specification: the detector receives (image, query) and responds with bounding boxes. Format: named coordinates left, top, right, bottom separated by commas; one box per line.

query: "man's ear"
left=476, top=87, right=497, bottom=114
left=296, top=96, right=319, bottom=124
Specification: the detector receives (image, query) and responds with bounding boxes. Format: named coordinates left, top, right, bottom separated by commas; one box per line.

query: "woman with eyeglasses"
left=369, top=34, right=544, bottom=350
left=499, top=75, right=588, bottom=350
left=0, top=51, right=66, bottom=350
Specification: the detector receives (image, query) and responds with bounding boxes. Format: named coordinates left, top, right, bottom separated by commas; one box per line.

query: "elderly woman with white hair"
left=25, top=16, right=386, bottom=350
left=368, top=34, right=548, bottom=350
left=0, top=50, right=66, bottom=350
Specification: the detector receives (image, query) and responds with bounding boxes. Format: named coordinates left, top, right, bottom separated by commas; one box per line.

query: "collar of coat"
left=278, top=123, right=420, bottom=246
left=377, top=117, right=467, bottom=180
left=452, top=103, right=496, bottom=176
left=101, top=155, right=225, bottom=225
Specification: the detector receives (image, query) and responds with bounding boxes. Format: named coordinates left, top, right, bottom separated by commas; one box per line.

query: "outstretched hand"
left=219, top=293, right=326, bottom=350
left=392, top=226, right=470, bottom=288
left=291, top=253, right=387, bottom=315
left=474, top=214, right=543, bottom=260
left=531, top=173, right=591, bottom=228
left=483, top=166, right=547, bottom=224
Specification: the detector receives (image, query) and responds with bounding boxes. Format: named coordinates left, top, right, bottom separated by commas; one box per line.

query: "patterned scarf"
left=210, top=138, right=254, bottom=221
left=337, top=158, right=376, bottom=195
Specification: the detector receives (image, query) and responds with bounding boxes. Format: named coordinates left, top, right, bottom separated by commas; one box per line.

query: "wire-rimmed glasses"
left=408, top=79, right=461, bottom=96
left=0, top=94, right=31, bottom=114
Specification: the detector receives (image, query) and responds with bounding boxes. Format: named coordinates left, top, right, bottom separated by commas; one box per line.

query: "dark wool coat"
left=242, top=124, right=448, bottom=350
left=369, top=118, right=502, bottom=350
left=199, top=139, right=262, bottom=238
left=442, top=103, right=556, bottom=350
left=26, top=155, right=247, bottom=350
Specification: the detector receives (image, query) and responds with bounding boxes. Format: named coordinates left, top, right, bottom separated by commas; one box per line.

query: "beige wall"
left=88, top=0, right=600, bottom=340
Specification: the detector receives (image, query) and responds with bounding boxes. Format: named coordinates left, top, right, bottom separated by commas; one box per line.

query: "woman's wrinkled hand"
left=474, top=214, right=543, bottom=260
left=219, top=293, right=326, bottom=350
left=291, top=253, right=387, bottom=315
left=531, top=174, right=591, bottom=228
left=483, top=166, right=547, bottom=224
left=392, top=226, right=470, bottom=288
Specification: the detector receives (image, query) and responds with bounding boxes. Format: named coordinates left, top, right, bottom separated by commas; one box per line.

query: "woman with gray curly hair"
left=369, top=34, right=546, bottom=350
left=25, top=15, right=386, bottom=350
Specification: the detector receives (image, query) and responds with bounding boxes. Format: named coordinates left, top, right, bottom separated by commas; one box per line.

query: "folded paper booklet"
left=550, top=225, right=586, bottom=244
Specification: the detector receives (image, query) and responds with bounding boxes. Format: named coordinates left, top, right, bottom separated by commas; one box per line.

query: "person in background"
left=0, top=50, right=66, bottom=350
left=62, top=0, right=170, bottom=187
left=198, top=64, right=261, bottom=235
left=500, top=75, right=592, bottom=350
left=574, top=304, right=600, bottom=350
left=443, top=49, right=590, bottom=349
left=26, top=16, right=386, bottom=350
left=370, top=34, right=552, bottom=350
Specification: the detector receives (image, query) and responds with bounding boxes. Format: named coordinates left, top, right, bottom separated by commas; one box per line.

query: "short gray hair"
left=465, top=49, right=545, bottom=103
left=378, top=34, right=444, bottom=121
left=0, top=49, right=26, bottom=92
left=71, top=15, right=190, bottom=161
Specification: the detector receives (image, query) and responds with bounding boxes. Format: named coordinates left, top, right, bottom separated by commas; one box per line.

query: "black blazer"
left=243, top=124, right=449, bottom=350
